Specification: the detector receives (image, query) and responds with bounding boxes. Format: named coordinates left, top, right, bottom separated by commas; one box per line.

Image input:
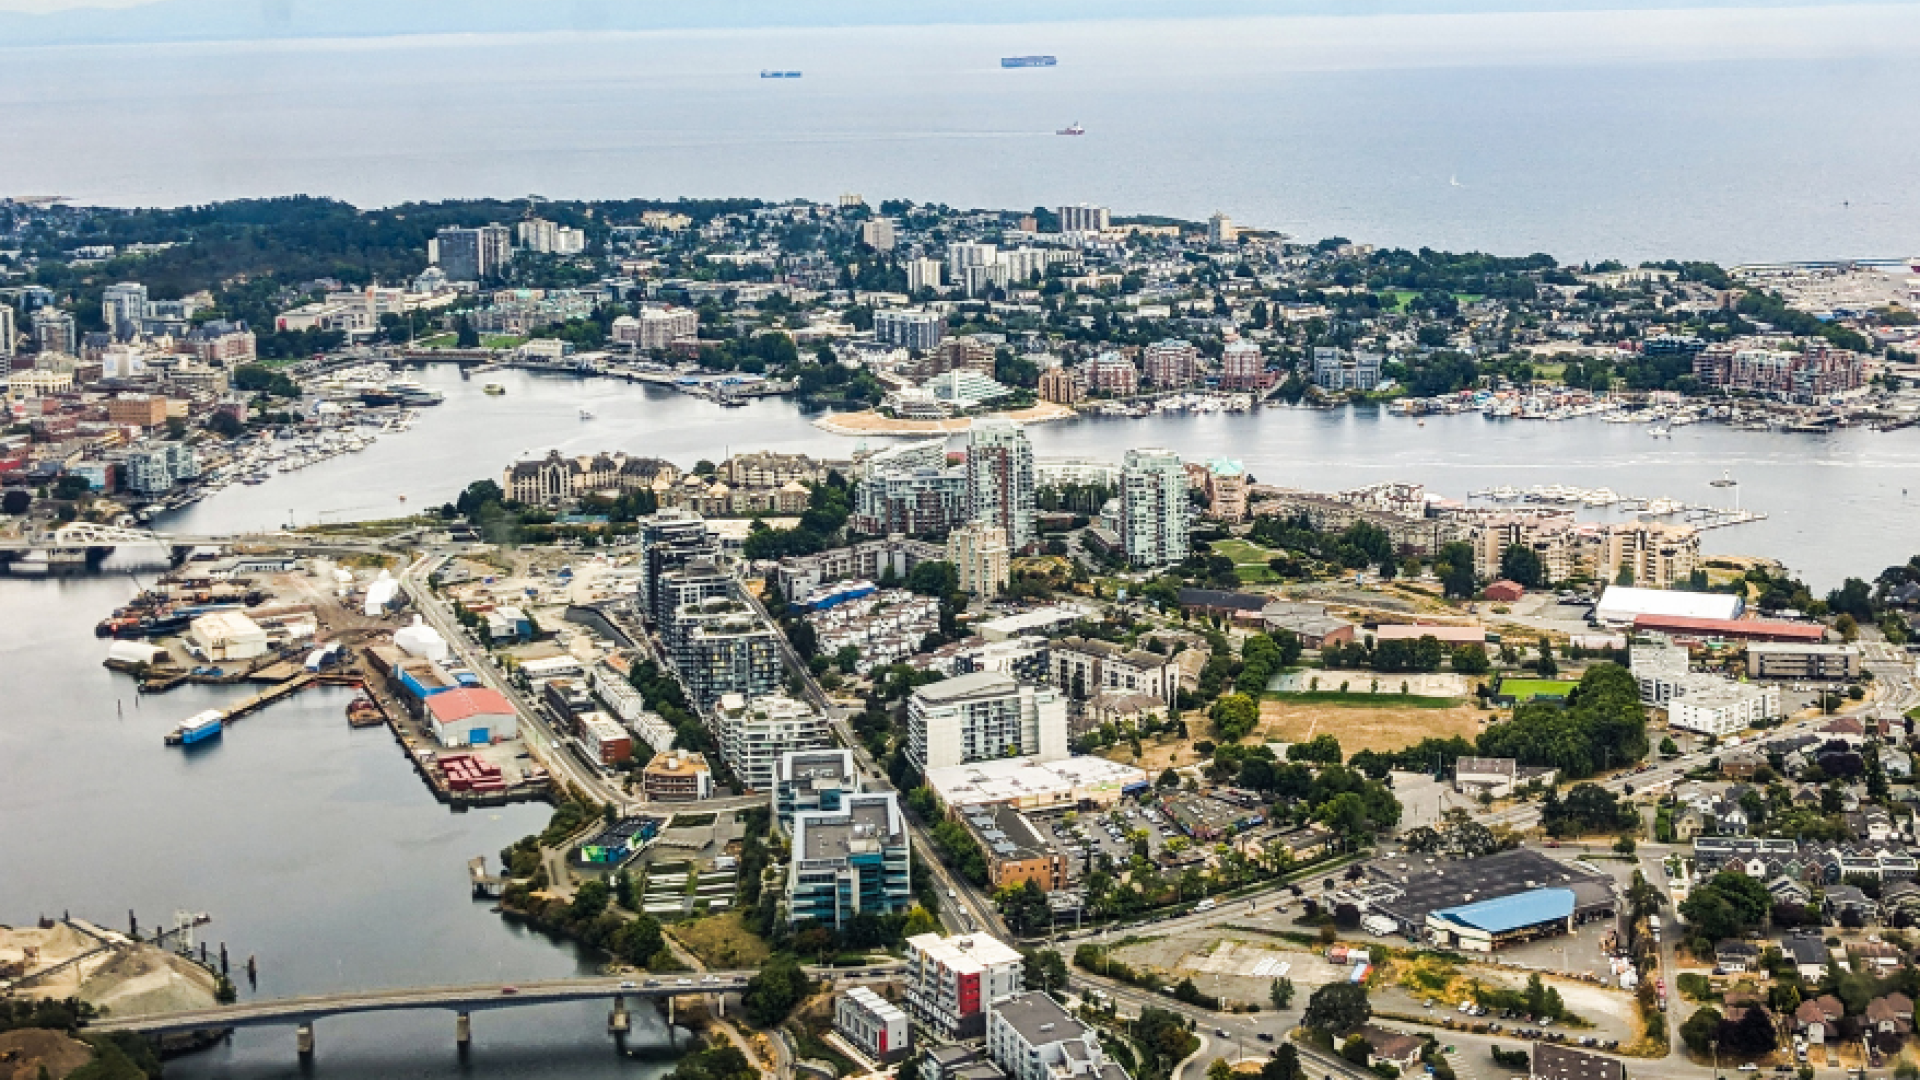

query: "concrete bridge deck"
left=86, top=964, right=905, bottom=1036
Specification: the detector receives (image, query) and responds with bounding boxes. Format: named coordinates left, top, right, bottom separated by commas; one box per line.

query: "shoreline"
left=811, top=401, right=1078, bottom=437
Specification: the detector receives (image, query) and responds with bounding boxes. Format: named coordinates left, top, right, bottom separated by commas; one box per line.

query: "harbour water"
left=0, top=567, right=679, bottom=1077
left=3, top=6, right=1920, bottom=262
left=164, top=364, right=1920, bottom=590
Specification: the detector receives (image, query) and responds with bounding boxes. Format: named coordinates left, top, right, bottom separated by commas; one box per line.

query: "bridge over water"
left=86, top=964, right=905, bottom=1057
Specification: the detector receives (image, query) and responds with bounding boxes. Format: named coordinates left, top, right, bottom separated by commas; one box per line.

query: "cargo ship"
left=1001, top=55, right=1057, bottom=68
left=759, top=70, right=802, bottom=79
left=166, top=709, right=225, bottom=746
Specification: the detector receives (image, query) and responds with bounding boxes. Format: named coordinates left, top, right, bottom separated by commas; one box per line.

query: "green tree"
left=1303, top=980, right=1372, bottom=1035
left=1436, top=541, right=1478, bottom=599
left=1209, top=693, right=1258, bottom=741
left=1024, top=948, right=1069, bottom=993
left=1499, top=544, right=1545, bottom=589
left=742, top=954, right=812, bottom=1026
left=1271, top=976, right=1296, bottom=1009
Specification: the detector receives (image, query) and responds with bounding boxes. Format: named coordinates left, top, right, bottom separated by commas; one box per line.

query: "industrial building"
left=1425, top=888, right=1580, bottom=953
left=187, top=611, right=269, bottom=662
left=1357, top=849, right=1615, bottom=949
left=425, top=687, right=519, bottom=748
left=1593, top=585, right=1743, bottom=628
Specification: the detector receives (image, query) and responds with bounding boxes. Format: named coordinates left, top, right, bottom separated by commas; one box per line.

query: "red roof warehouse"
left=424, top=687, right=518, bottom=748
left=1631, top=615, right=1825, bottom=644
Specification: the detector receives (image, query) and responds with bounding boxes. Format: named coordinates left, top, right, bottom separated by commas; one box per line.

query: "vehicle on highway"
left=1257, top=1033, right=1275, bottom=1042
left=500, top=986, right=519, bottom=995
left=620, top=980, right=637, bottom=989
left=677, top=978, right=692, bottom=986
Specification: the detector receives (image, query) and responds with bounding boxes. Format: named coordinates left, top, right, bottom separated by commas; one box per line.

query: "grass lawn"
left=480, top=334, right=526, bottom=349
left=1498, top=677, right=1580, bottom=700
left=414, top=333, right=456, bottom=348
left=668, top=911, right=770, bottom=970
left=1210, top=537, right=1284, bottom=583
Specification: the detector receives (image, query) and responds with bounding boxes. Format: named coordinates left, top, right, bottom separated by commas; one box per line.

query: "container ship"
left=1001, top=55, right=1057, bottom=67
left=166, top=709, right=225, bottom=747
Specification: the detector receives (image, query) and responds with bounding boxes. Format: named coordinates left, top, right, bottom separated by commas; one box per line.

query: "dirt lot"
left=1257, top=697, right=1490, bottom=754
left=0, top=1029, right=93, bottom=1080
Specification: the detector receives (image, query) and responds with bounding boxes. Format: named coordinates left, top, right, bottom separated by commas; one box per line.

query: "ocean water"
left=2, top=6, right=1919, bottom=261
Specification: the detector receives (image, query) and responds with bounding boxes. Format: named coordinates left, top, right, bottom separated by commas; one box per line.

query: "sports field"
left=1498, top=678, right=1579, bottom=700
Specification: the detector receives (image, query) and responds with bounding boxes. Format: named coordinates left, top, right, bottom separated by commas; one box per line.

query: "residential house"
left=1714, top=940, right=1761, bottom=973
left=1794, top=994, right=1845, bottom=1044
left=1359, top=1026, right=1425, bottom=1073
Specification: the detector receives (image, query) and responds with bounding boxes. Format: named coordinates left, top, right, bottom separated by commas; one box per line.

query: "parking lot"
left=1031, top=800, right=1178, bottom=882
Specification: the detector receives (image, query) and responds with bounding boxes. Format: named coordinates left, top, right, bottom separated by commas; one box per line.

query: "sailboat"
left=578, top=406, right=595, bottom=420
left=1709, top=469, right=1737, bottom=488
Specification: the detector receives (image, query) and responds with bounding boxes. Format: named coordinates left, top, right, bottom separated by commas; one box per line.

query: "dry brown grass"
left=1257, top=697, right=1488, bottom=754
left=669, top=911, right=771, bottom=970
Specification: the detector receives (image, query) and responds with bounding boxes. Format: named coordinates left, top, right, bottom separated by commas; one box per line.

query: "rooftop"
left=990, top=990, right=1088, bottom=1046
left=907, top=931, right=1024, bottom=973
left=1429, top=887, right=1576, bottom=933
left=914, top=670, right=1017, bottom=703
left=926, top=755, right=1149, bottom=809
left=425, top=687, right=515, bottom=723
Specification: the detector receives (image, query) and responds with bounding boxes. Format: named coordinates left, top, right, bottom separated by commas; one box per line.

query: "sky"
left=0, top=0, right=150, bottom=9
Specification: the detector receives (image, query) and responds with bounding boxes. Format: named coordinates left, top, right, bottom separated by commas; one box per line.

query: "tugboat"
left=1056, top=122, right=1085, bottom=136
left=483, top=383, right=506, bottom=396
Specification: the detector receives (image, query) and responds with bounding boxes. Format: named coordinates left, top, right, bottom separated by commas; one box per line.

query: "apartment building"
left=774, top=749, right=859, bottom=832
left=434, top=224, right=514, bottom=281
left=988, top=992, right=1132, bottom=1080
left=947, top=522, right=1011, bottom=598
left=671, top=598, right=784, bottom=710
left=786, top=791, right=912, bottom=928
left=1081, top=352, right=1139, bottom=396
left=906, top=672, right=1069, bottom=773
left=966, top=419, right=1036, bottom=551
left=875, top=308, right=946, bottom=352
left=1050, top=637, right=1181, bottom=706
left=610, top=305, right=699, bottom=351
left=903, top=932, right=1026, bottom=1039
left=711, top=693, right=832, bottom=792
left=1119, top=447, right=1188, bottom=569
left=836, top=986, right=910, bottom=1063
left=1218, top=339, right=1267, bottom=390
left=1141, top=339, right=1199, bottom=388
left=640, top=751, right=713, bottom=802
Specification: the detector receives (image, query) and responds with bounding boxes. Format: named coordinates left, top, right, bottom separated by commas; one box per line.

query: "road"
left=87, top=964, right=905, bottom=1036
left=398, top=552, right=630, bottom=811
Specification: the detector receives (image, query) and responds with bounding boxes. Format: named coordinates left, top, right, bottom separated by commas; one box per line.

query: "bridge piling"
left=296, top=1023, right=314, bottom=1059
left=608, top=995, right=629, bottom=1036
left=456, top=1011, right=471, bottom=1047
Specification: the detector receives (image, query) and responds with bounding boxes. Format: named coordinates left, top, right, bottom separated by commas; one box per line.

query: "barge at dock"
left=166, top=710, right=225, bottom=747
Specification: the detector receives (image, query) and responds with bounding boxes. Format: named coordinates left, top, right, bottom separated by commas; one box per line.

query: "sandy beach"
left=811, top=401, right=1077, bottom=437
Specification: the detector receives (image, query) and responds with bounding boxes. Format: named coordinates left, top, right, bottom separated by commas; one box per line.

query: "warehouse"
left=188, top=611, right=269, bottom=662
left=1425, top=888, right=1578, bottom=953
left=425, top=687, right=519, bottom=748
left=1634, top=615, right=1824, bottom=644
left=926, top=756, right=1148, bottom=812
left=1361, top=848, right=1615, bottom=947
left=1593, top=585, right=1742, bottom=628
